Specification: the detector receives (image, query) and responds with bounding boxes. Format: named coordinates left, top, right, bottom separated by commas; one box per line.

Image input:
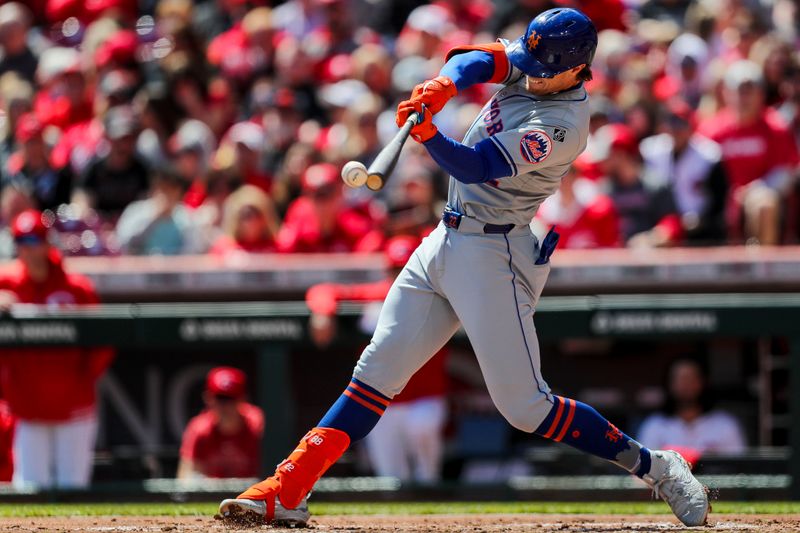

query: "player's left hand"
left=396, top=76, right=456, bottom=127
left=396, top=100, right=437, bottom=143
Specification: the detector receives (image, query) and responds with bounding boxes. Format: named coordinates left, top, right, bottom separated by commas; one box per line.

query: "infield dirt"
left=0, top=514, right=799, bottom=533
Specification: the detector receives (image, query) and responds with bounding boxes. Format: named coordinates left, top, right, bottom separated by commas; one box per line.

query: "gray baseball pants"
left=353, top=220, right=554, bottom=432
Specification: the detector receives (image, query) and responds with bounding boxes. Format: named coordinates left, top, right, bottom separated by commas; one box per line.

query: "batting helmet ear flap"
left=506, top=8, right=598, bottom=78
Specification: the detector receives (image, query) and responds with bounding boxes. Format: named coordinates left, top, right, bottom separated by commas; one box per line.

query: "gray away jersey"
left=447, top=64, right=590, bottom=226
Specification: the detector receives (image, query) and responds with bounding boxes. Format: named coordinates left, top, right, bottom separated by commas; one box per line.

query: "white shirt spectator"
left=638, top=410, right=746, bottom=454
left=639, top=132, right=721, bottom=219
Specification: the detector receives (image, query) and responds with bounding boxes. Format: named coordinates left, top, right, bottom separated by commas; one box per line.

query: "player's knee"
left=496, top=394, right=552, bottom=433
left=350, top=370, right=398, bottom=400
left=352, top=345, right=407, bottom=398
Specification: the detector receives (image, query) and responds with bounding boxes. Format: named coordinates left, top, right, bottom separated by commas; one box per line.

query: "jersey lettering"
left=484, top=99, right=504, bottom=135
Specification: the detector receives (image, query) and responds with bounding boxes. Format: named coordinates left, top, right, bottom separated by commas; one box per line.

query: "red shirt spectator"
left=220, top=121, right=273, bottom=194
left=179, top=367, right=264, bottom=479
left=33, top=47, right=93, bottom=132
left=209, top=185, right=280, bottom=257
left=207, top=7, right=275, bottom=85
left=0, top=210, right=114, bottom=422
left=277, top=163, right=383, bottom=253
left=700, top=108, right=798, bottom=191
left=535, top=167, right=620, bottom=249
left=698, top=60, right=799, bottom=242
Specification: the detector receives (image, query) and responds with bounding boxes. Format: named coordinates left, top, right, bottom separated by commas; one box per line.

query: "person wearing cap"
left=598, top=123, right=683, bottom=247
left=178, top=367, right=264, bottom=480
left=276, top=163, right=383, bottom=253
left=305, top=235, right=449, bottom=482
left=171, top=125, right=217, bottom=210
left=0, top=209, right=114, bottom=489
left=698, top=59, right=799, bottom=244
left=2, top=113, right=73, bottom=211
left=77, top=105, right=150, bottom=220
left=206, top=7, right=275, bottom=86
left=218, top=121, right=272, bottom=194
left=640, top=102, right=727, bottom=244
left=32, top=47, right=92, bottom=131
left=94, top=30, right=139, bottom=76
left=653, top=34, right=709, bottom=108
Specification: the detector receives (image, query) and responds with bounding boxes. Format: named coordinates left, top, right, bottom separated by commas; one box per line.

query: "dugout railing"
left=0, top=293, right=798, bottom=499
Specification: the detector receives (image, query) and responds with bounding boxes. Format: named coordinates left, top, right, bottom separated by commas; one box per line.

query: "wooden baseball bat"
left=365, top=111, right=419, bottom=191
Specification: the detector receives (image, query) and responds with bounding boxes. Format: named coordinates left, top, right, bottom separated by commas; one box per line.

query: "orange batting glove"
left=395, top=75, right=457, bottom=127
left=396, top=100, right=437, bottom=143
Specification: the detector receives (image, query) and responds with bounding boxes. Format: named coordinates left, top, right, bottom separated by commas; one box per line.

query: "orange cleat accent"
left=237, top=427, right=351, bottom=511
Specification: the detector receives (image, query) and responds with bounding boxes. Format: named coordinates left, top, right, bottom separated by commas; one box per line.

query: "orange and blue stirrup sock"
left=317, top=377, right=392, bottom=442
left=535, top=395, right=651, bottom=477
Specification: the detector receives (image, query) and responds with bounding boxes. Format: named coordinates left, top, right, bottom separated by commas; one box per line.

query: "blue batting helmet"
left=506, top=8, right=598, bottom=79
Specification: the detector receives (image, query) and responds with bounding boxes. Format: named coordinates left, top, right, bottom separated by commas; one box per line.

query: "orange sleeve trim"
left=343, top=389, right=385, bottom=415
left=445, top=42, right=510, bottom=84
left=348, top=381, right=391, bottom=407
left=541, top=396, right=564, bottom=439
left=554, top=399, right=577, bottom=442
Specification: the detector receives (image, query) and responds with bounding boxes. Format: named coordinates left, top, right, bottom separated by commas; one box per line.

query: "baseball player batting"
left=219, top=8, right=709, bottom=528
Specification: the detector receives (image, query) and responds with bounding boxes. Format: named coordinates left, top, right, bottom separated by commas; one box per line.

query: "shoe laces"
left=650, top=474, right=676, bottom=501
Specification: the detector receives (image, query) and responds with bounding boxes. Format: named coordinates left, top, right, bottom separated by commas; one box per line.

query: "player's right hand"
left=396, top=100, right=437, bottom=143
left=396, top=75, right=457, bottom=127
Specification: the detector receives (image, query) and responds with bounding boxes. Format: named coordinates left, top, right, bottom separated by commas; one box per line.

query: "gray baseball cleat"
left=217, top=495, right=310, bottom=528
left=642, top=450, right=710, bottom=526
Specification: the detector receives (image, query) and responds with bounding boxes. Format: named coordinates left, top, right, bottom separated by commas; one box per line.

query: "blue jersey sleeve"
left=439, top=50, right=495, bottom=91
left=422, top=131, right=513, bottom=184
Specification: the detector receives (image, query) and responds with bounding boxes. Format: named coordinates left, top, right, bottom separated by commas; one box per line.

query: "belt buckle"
left=442, top=210, right=462, bottom=229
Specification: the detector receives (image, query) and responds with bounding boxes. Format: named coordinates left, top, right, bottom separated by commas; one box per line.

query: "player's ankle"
left=634, top=448, right=652, bottom=478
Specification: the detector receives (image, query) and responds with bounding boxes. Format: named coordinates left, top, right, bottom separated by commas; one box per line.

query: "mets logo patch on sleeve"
left=520, top=130, right=552, bottom=164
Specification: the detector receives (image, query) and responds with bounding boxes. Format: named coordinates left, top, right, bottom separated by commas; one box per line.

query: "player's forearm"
left=423, top=131, right=511, bottom=184
left=439, top=50, right=496, bottom=91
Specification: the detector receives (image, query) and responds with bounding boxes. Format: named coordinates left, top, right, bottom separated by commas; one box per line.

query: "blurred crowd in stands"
left=0, top=0, right=799, bottom=258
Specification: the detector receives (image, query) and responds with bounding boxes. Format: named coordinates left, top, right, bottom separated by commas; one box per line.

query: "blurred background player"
left=178, top=367, right=264, bottom=480
left=0, top=398, right=13, bottom=483
left=638, top=357, right=746, bottom=463
left=0, top=210, right=114, bottom=489
left=306, top=235, right=449, bottom=483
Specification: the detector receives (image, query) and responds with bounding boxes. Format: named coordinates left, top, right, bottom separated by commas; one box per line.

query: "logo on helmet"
left=520, top=130, right=552, bottom=164
left=526, top=31, right=542, bottom=51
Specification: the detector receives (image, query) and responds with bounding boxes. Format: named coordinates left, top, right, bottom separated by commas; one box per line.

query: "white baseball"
left=341, top=161, right=368, bottom=188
